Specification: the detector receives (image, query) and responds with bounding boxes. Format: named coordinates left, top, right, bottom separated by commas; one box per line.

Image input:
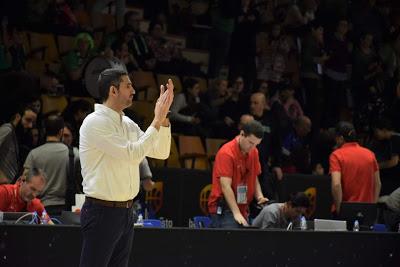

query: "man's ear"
left=12, top=113, right=21, bottom=127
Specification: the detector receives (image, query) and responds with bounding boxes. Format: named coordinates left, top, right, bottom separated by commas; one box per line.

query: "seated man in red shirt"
left=0, top=168, right=46, bottom=217
left=330, top=121, right=381, bottom=214
left=208, top=121, right=269, bottom=228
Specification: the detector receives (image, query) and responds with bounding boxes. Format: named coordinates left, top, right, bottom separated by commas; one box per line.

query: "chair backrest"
left=193, top=216, right=211, bottom=228
left=29, top=32, right=59, bottom=62
left=128, top=101, right=154, bottom=128
left=130, top=71, right=158, bottom=102
left=41, top=94, right=68, bottom=115
left=178, top=135, right=208, bottom=169
left=143, top=219, right=163, bottom=228
left=205, top=138, right=227, bottom=157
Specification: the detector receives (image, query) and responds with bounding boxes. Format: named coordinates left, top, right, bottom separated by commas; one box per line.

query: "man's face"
left=115, top=75, right=135, bottom=109
left=217, top=80, right=228, bottom=96
left=239, top=133, right=262, bottom=154
left=287, top=205, right=306, bottom=220
left=21, top=109, right=37, bottom=130
left=188, top=83, right=200, bottom=97
left=20, top=175, right=45, bottom=202
left=250, top=93, right=266, bottom=117
left=62, top=127, right=73, bottom=146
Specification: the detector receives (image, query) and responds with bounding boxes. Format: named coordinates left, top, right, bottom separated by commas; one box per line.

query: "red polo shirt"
left=208, top=137, right=261, bottom=218
left=329, top=142, right=378, bottom=203
left=0, top=182, right=45, bottom=216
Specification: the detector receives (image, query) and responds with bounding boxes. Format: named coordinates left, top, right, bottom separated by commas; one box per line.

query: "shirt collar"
left=95, top=104, right=124, bottom=124
left=341, top=142, right=359, bottom=148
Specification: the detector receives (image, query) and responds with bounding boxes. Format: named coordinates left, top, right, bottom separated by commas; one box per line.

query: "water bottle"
left=137, top=214, right=144, bottom=226
left=300, top=216, right=307, bottom=230
left=41, top=211, right=49, bottom=225
left=353, top=220, right=360, bottom=232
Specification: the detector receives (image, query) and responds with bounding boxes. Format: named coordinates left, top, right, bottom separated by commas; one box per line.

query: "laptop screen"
left=339, top=202, right=378, bottom=229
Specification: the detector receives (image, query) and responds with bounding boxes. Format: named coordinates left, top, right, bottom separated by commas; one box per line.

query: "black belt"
left=86, top=197, right=133, bottom=208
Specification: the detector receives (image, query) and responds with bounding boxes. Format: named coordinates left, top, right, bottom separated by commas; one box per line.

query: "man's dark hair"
left=26, top=167, right=46, bottom=183
left=97, top=68, right=128, bottom=103
left=242, top=120, right=264, bottom=139
left=289, top=192, right=310, bottom=208
left=45, top=114, right=64, bottom=137
left=183, top=78, right=198, bottom=94
left=335, top=121, right=357, bottom=142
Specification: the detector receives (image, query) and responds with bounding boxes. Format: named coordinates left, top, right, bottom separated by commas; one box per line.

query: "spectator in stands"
left=324, top=18, right=351, bottom=128
left=208, top=120, right=268, bottom=228
left=123, top=14, right=156, bottom=70
left=256, top=23, right=291, bottom=93
left=301, top=20, right=329, bottom=136
left=170, top=78, right=209, bottom=137
left=112, top=40, right=139, bottom=73
left=218, top=76, right=249, bottom=139
left=352, top=32, right=382, bottom=111
left=24, top=114, right=79, bottom=215
left=0, top=167, right=46, bottom=217
left=330, top=121, right=381, bottom=214
left=371, top=118, right=400, bottom=195
left=0, top=106, right=37, bottom=184
left=205, top=78, right=230, bottom=124
left=62, top=32, right=96, bottom=96
left=40, top=71, right=64, bottom=95
left=270, top=83, right=302, bottom=136
left=146, top=20, right=181, bottom=73
left=249, top=92, right=283, bottom=200
left=284, top=0, right=318, bottom=30
left=62, top=122, right=75, bottom=148
left=281, top=116, right=312, bottom=173
left=252, top=192, right=310, bottom=229
left=62, top=99, right=93, bottom=147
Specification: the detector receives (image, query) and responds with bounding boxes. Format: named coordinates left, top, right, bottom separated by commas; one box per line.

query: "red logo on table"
left=304, top=187, right=316, bottom=218
left=145, top=181, right=164, bottom=213
left=199, top=184, right=212, bottom=215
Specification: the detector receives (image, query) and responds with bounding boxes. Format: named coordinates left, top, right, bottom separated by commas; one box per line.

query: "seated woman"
left=170, top=78, right=210, bottom=137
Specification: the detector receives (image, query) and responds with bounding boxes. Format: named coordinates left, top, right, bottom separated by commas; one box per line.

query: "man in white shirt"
left=79, top=68, right=173, bottom=267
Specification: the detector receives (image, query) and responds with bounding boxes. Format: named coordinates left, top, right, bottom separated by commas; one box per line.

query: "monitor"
left=339, top=202, right=378, bottom=230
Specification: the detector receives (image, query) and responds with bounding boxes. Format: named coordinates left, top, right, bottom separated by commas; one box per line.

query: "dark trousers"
left=79, top=200, right=135, bottom=267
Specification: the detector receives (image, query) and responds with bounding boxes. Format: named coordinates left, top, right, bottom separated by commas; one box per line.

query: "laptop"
left=314, top=219, right=347, bottom=231
left=339, top=202, right=378, bottom=230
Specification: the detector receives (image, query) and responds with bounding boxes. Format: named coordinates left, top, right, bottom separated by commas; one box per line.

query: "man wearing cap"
left=329, top=121, right=381, bottom=213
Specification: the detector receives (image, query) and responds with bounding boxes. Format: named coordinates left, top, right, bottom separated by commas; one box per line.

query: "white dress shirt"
left=79, top=104, right=171, bottom=201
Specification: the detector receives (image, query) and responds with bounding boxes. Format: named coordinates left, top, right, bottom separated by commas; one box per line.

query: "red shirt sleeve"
left=329, top=152, right=341, bottom=173
left=27, top=198, right=45, bottom=217
left=214, top=150, right=234, bottom=179
left=0, top=185, right=12, bottom=211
